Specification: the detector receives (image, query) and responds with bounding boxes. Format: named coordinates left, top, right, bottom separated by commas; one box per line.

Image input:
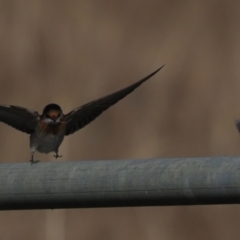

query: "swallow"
left=236, top=120, right=240, bottom=133
left=0, top=66, right=164, bottom=164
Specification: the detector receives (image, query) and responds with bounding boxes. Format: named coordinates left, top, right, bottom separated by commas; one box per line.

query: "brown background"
left=0, top=1, right=240, bottom=239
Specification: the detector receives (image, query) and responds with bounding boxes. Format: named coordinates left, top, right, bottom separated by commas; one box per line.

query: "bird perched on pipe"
left=0, top=66, right=164, bottom=164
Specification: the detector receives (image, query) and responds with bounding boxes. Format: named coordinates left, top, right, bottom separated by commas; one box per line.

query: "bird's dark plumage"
left=235, top=120, right=240, bottom=132
left=0, top=105, right=39, bottom=134
left=42, top=104, right=62, bottom=115
left=64, top=66, right=164, bottom=135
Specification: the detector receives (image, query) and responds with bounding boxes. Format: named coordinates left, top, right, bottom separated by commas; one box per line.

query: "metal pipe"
left=0, top=157, right=240, bottom=210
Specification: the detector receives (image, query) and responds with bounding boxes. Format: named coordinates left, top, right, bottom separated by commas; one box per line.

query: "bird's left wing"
left=0, top=105, right=40, bottom=134
left=64, top=66, right=164, bottom=136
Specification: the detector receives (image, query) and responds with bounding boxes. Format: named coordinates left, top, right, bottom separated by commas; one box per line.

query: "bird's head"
left=41, top=104, right=64, bottom=125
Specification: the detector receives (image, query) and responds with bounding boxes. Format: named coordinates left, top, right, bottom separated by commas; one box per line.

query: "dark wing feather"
left=236, top=120, right=240, bottom=132
left=64, top=66, right=164, bottom=135
left=0, top=105, right=39, bottom=134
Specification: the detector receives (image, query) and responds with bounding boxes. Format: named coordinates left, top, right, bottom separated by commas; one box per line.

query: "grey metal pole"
left=0, top=157, right=240, bottom=210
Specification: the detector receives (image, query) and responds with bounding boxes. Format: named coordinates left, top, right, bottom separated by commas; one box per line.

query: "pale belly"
left=30, top=132, right=65, bottom=153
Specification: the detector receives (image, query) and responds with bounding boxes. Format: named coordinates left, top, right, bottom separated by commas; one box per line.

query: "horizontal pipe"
left=0, top=157, right=240, bottom=210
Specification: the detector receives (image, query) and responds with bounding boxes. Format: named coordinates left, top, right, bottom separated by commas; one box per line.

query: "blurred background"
left=0, top=0, right=240, bottom=239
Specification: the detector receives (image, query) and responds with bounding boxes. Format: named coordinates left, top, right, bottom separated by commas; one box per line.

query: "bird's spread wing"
left=64, top=66, right=164, bottom=135
left=0, top=105, right=40, bottom=134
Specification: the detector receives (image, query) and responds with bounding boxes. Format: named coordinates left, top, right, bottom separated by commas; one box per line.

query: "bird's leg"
left=53, top=150, right=62, bottom=159
left=29, top=151, right=40, bottom=165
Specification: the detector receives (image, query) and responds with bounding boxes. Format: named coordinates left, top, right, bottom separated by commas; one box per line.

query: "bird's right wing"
left=0, top=105, right=40, bottom=134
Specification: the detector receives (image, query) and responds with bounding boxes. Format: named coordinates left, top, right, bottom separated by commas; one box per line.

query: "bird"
left=236, top=120, right=240, bottom=133
left=0, top=66, right=164, bottom=164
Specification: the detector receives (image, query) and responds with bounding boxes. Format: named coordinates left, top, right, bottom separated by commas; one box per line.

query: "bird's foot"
left=53, top=153, right=62, bottom=159
left=30, top=159, right=40, bottom=165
